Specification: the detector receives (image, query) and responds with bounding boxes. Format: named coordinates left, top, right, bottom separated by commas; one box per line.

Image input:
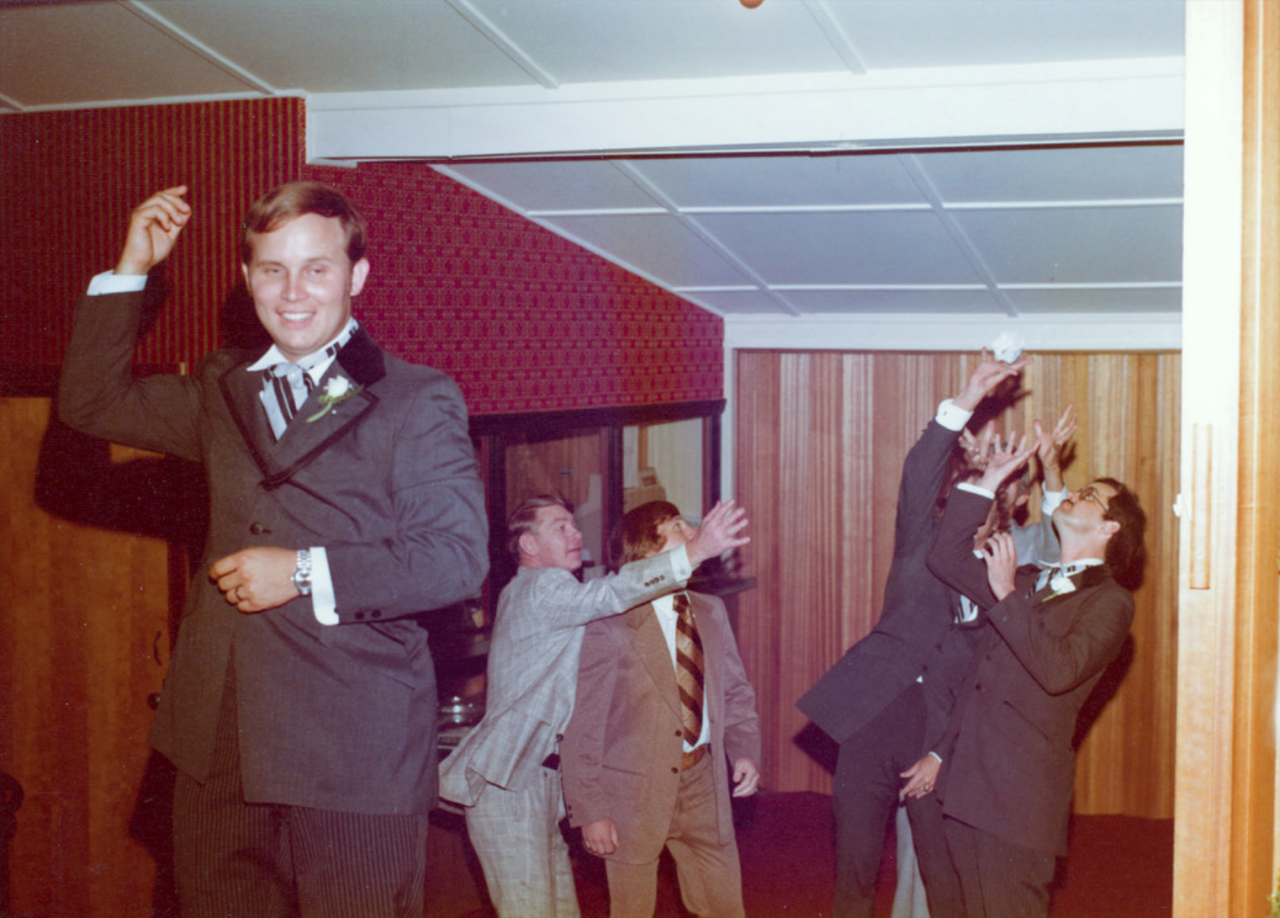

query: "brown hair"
left=240, top=181, right=368, bottom=265
left=506, top=495, right=570, bottom=561
left=617, top=501, right=681, bottom=566
left=1096, top=477, right=1147, bottom=590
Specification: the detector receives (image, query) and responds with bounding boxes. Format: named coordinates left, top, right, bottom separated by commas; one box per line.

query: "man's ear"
left=350, top=258, right=370, bottom=297
left=518, top=531, right=538, bottom=560
left=1015, top=492, right=1030, bottom=509
left=1099, top=519, right=1121, bottom=540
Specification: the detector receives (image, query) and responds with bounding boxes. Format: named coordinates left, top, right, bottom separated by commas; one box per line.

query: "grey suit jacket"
left=796, top=419, right=970, bottom=749
left=926, top=488, right=1134, bottom=855
left=559, top=591, right=761, bottom=864
left=438, top=551, right=689, bottom=807
left=59, top=291, right=489, bottom=814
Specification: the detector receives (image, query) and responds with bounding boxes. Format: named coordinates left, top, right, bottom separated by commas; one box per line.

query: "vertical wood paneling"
left=1, top=398, right=174, bottom=918
left=735, top=350, right=1179, bottom=819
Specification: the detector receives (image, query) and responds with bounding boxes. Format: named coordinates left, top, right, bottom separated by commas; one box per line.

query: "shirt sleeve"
left=310, top=547, right=338, bottom=625
left=935, top=398, right=974, bottom=432
left=88, top=272, right=148, bottom=295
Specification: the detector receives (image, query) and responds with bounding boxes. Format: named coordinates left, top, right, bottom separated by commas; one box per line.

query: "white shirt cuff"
left=88, top=271, right=147, bottom=295
left=1041, top=487, right=1068, bottom=515
left=935, top=398, right=973, bottom=432
left=670, top=543, right=695, bottom=582
left=310, top=547, right=338, bottom=625
left=957, top=481, right=995, bottom=500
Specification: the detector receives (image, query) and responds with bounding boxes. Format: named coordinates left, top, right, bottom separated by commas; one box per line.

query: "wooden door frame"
left=1175, top=2, right=1278, bottom=915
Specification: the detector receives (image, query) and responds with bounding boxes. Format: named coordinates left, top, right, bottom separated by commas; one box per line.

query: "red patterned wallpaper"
left=0, top=99, right=723, bottom=414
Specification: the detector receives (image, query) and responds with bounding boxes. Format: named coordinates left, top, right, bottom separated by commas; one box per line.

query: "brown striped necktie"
left=673, top=592, right=705, bottom=745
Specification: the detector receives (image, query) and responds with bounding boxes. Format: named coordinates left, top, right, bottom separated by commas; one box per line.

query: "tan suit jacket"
left=560, top=591, right=761, bottom=864
left=438, top=552, right=688, bottom=807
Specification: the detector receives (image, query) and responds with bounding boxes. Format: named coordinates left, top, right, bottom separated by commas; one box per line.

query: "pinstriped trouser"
left=172, top=665, right=430, bottom=918
left=464, top=765, right=581, bottom=918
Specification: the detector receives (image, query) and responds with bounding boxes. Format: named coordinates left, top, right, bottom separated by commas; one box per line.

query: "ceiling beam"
left=308, top=58, right=1184, bottom=162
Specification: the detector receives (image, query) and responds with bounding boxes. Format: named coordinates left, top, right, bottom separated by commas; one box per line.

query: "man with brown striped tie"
left=560, top=501, right=762, bottom=918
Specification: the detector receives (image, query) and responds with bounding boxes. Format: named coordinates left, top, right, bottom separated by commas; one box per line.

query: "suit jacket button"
left=370, top=609, right=382, bottom=619
left=355, top=611, right=366, bottom=621
left=671, top=767, right=679, bottom=774
left=675, top=730, right=682, bottom=738
left=249, top=522, right=270, bottom=535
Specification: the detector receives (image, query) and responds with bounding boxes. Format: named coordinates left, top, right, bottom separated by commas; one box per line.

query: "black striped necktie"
left=259, top=338, right=346, bottom=441
left=673, top=592, right=705, bottom=745
left=262, top=363, right=315, bottom=441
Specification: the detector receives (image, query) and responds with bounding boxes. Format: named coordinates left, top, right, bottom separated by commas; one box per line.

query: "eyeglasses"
left=1078, top=486, right=1110, bottom=512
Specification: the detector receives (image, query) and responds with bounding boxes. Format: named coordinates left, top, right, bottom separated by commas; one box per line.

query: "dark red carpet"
left=433, top=791, right=1173, bottom=918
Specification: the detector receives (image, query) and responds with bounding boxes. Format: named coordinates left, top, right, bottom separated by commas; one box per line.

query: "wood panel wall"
left=733, top=350, right=1180, bottom=819
left=0, top=397, right=189, bottom=918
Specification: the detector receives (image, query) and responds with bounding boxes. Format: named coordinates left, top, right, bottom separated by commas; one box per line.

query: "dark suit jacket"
left=59, top=291, right=489, bottom=814
left=925, top=488, right=1134, bottom=855
left=560, top=592, right=761, bottom=864
left=797, top=419, right=974, bottom=750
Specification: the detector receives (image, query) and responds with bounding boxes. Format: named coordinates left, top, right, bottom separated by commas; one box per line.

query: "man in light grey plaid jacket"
left=439, top=495, right=749, bottom=918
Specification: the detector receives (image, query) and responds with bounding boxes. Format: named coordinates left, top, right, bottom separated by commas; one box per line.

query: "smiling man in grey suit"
left=439, top=495, right=748, bottom=918
left=59, top=183, right=489, bottom=918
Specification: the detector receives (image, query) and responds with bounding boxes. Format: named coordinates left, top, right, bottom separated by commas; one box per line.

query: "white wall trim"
left=307, top=58, right=1184, bottom=162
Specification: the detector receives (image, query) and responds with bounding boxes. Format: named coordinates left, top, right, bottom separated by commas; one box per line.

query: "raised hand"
left=1034, top=404, right=1077, bottom=493
left=115, top=185, right=191, bottom=276
left=981, top=531, right=1019, bottom=601
left=684, top=499, right=750, bottom=567
left=953, top=348, right=1032, bottom=412
left=976, top=431, right=1036, bottom=495
left=960, top=421, right=997, bottom=471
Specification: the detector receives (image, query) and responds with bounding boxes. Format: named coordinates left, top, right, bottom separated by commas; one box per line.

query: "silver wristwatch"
left=292, top=549, right=313, bottom=596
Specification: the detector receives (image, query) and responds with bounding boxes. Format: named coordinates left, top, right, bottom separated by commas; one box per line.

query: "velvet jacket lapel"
left=217, top=328, right=387, bottom=490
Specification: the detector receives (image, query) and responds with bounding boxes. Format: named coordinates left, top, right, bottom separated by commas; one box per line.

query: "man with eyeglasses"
left=901, top=436, right=1147, bottom=918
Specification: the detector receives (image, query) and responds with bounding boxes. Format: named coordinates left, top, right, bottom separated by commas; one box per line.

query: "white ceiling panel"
left=537, top=213, right=754, bottom=288
left=443, top=161, right=661, bottom=212
left=150, top=0, right=534, bottom=92
left=830, top=0, right=1185, bottom=70
left=917, top=145, right=1185, bottom=204
left=689, top=210, right=981, bottom=285
left=1004, top=287, right=1182, bottom=315
left=466, top=0, right=855, bottom=84
left=626, top=155, right=927, bottom=209
left=0, top=3, right=253, bottom=106
left=953, top=205, right=1184, bottom=285
left=777, top=288, right=1007, bottom=315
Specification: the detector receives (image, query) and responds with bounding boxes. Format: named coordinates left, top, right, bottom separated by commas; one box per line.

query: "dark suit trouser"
left=832, top=682, right=963, bottom=918
left=173, top=662, right=430, bottom=918
left=942, top=817, right=1055, bottom=918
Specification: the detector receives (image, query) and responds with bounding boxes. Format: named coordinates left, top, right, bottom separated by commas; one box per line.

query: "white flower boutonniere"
left=1045, top=570, right=1077, bottom=600
left=306, top=375, right=362, bottom=422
